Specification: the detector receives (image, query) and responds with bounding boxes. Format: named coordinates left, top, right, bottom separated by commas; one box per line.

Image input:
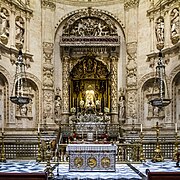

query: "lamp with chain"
left=10, top=49, right=31, bottom=105
left=149, top=0, right=171, bottom=109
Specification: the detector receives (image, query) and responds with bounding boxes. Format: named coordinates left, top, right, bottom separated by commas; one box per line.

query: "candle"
left=141, top=124, right=143, bottom=132
left=38, top=123, right=40, bottom=133
left=175, top=123, right=178, bottom=133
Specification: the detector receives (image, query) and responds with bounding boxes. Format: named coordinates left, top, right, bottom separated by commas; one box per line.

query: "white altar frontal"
left=67, top=144, right=117, bottom=172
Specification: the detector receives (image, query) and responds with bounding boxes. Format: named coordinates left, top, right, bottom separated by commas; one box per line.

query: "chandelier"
left=10, top=50, right=31, bottom=105
left=149, top=51, right=171, bottom=108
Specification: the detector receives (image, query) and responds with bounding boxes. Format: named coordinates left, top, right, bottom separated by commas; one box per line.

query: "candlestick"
left=175, top=123, right=178, bottom=133
left=38, top=123, right=40, bottom=133
left=141, top=124, right=143, bottom=132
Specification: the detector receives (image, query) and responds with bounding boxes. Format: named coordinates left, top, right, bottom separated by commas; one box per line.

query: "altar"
left=67, top=144, right=117, bottom=172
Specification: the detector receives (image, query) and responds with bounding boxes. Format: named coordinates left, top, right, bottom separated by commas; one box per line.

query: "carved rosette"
left=62, top=56, right=70, bottom=114
left=110, top=56, right=118, bottom=114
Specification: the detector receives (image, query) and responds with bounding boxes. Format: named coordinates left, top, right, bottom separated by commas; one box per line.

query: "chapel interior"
left=0, top=0, right=180, bottom=179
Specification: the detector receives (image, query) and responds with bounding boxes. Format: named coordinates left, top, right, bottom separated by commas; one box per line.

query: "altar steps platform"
left=0, top=161, right=180, bottom=180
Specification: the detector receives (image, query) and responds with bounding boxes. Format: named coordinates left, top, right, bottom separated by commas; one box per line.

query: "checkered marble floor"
left=0, top=160, right=180, bottom=179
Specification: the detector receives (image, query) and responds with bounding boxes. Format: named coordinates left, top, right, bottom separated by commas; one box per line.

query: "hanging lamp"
left=10, top=49, right=31, bottom=105
left=149, top=51, right=171, bottom=108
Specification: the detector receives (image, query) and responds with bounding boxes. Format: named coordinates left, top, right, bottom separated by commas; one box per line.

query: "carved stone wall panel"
left=42, top=42, right=54, bottom=126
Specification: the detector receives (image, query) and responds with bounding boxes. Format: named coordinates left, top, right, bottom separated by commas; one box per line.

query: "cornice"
left=146, top=42, right=180, bottom=68
left=2, top=0, right=33, bottom=15
left=54, top=0, right=124, bottom=7
left=147, top=0, right=179, bottom=18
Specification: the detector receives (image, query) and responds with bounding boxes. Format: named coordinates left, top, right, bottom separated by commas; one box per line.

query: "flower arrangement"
left=80, top=99, right=84, bottom=107
left=70, top=107, right=76, bottom=113
left=104, top=107, right=109, bottom=113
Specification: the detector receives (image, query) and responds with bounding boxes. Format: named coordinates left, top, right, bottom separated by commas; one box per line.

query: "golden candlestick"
left=173, top=132, right=179, bottom=161
left=36, top=132, right=41, bottom=162
left=45, top=141, right=54, bottom=178
left=152, top=122, right=164, bottom=162
left=139, top=132, right=146, bottom=162
left=1, top=132, right=6, bottom=162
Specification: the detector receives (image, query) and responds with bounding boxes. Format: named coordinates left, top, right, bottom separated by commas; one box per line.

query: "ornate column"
left=42, top=42, right=54, bottom=128
left=125, top=0, right=139, bottom=124
left=126, top=42, right=138, bottom=121
left=110, top=56, right=118, bottom=124
left=62, top=56, right=70, bottom=123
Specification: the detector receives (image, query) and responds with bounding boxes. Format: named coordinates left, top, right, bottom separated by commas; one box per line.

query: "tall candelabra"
left=36, top=132, right=41, bottom=162
left=139, top=132, right=146, bottom=162
left=45, top=140, right=54, bottom=178
left=173, top=132, right=179, bottom=161
left=152, top=122, right=164, bottom=162
left=1, top=132, right=6, bottom=162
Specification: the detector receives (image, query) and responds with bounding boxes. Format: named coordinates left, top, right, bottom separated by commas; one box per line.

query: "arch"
left=0, top=69, right=9, bottom=131
left=54, top=7, right=125, bottom=38
left=169, top=65, right=180, bottom=122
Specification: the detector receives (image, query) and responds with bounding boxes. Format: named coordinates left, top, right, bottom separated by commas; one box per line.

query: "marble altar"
left=67, top=144, right=117, bottom=172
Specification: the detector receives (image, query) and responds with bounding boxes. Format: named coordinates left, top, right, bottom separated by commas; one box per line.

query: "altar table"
left=67, top=144, right=117, bottom=172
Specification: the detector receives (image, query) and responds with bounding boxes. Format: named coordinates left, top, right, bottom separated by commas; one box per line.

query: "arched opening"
left=70, top=54, right=110, bottom=114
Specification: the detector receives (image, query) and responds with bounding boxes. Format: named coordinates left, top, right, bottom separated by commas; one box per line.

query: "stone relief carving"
left=70, top=55, right=109, bottom=79
left=61, top=8, right=118, bottom=37
left=15, top=16, right=25, bottom=49
left=127, top=90, right=137, bottom=118
left=124, top=0, right=139, bottom=10
left=155, top=17, right=164, bottom=50
left=42, top=42, right=54, bottom=126
left=41, top=0, right=56, bottom=10
left=126, top=42, right=137, bottom=119
left=43, top=91, right=53, bottom=120
left=0, top=7, right=9, bottom=45
left=43, top=42, right=54, bottom=89
left=126, top=45, right=137, bottom=87
left=170, top=8, right=179, bottom=44
left=63, top=17, right=117, bottom=37
left=144, top=85, right=165, bottom=120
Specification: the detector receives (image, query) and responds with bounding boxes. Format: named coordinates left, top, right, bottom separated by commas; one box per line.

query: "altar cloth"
left=67, top=144, right=117, bottom=172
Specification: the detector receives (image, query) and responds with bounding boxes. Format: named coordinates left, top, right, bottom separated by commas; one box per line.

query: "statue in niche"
left=171, top=8, right=179, bottom=42
left=15, top=16, right=25, bottom=48
left=155, top=17, right=164, bottom=43
left=54, top=95, right=62, bottom=118
left=0, top=8, right=9, bottom=39
left=85, top=85, right=95, bottom=108
left=119, top=95, right=125, bottom=119
left=118, top=89, right=126, bottom=120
